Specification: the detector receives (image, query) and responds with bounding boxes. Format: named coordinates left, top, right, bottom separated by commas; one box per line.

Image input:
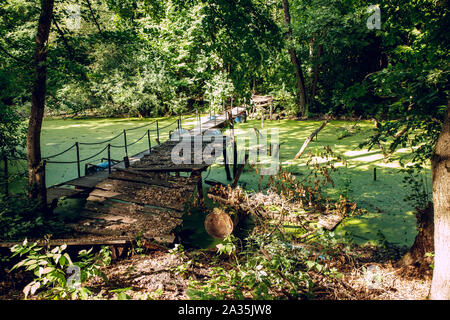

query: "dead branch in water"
left=294, top=120, right=328, bottom=159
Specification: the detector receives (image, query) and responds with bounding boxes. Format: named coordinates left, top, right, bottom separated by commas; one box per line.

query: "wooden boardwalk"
left=44, top=106, right=246, bottom=245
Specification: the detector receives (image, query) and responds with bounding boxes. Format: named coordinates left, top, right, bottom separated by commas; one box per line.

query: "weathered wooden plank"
left=62, top=171, right=109, bottom=189
left=109, top=168, right=197, bottom=188
left=47, top=187, right=82, bottom=204
left=84, top=199, right=184, bottom=219
left=128, top=165, right=208, bottom=173
left=70, top=206, right=182, bottom=240
left=90, top=178, right=195, bottom=211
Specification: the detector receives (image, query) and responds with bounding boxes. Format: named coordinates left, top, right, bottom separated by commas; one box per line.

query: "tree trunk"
left=311, top=45, right=322, bottom=105
left=430, top=101, right=450, bottom=300
left=27, top=0, right=54, bottom=211
left=399, top=202, right=434, bottom=270
left=282, top=0, right=307, bottom=118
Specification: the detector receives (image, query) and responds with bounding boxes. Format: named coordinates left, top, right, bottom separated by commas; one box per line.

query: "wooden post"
left=179, top=114, right=182, bottom=130
left=230, top=126, right=237, bottom=179
left=223, top=136, right=231, bottom=181
left=156, top=121, right=160, bottom=143
left=147, top=129, right=151, bottom=153
left=123, top=130, right=128, bottom=157
left=75, top=142, right=81, bottom=178
left=193, top=169, right=204, bottom=203
left=374, top=167, right=377, bottom=181
left=107, top=144, right=111, bottom=174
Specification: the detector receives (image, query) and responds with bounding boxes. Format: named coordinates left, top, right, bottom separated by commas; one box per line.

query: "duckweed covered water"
left=5, top=117, right=429, bottom=248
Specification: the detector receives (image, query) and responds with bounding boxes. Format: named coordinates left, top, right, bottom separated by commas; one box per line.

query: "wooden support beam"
left=223, top=136, right=232, bottom=181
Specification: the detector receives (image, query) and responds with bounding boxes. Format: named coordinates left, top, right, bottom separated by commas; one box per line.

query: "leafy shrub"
left=187, top=230, right=346, bottom=300
left=10, top=240, right=111, bottom=300
left=0, top=195, right=67, bottom=240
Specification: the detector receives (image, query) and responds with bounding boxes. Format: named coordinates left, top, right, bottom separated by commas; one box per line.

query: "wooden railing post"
left=107, top=144, right=111, bottom=174
left=75, top=142, right=81, bottom=178
left=223, top=136, right=231, bottom=181
left=156, top=121, right=160, bottom=143
left=147, top=129, right=151, bottom=153
left=123, top=129, right=128, bottom=157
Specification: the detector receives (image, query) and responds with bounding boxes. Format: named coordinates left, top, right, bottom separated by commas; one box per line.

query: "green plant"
left=0, top=195, right=67, bottom=240
left=169, top=244, right=193, bottom=278
left=337, top=177, right=353, bottom=199
left=187, top=231, right=315, bottom=300
left=10, top=240, right=111, bottom=300
left=402, top=166, right=431, bottom=210
left=133, top=231, right=146, bottom=255
left=216, top=235, right=237, bottom=257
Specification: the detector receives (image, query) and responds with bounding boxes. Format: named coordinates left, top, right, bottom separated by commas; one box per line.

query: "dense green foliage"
left=10, top=240, right=112, bottom=299
left=1, top=0, right=446, bottom=120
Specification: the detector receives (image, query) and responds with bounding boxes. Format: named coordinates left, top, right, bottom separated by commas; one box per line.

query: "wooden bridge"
left=43, top=106, right=246, bottom=246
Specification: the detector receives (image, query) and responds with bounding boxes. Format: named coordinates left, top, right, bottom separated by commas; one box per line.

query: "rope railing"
left=43, top=143, right=77, bottom=160
left=78, top=131, right=124, bottom=146
left=125, top=119, right=157, bottom=131
left=46, top=144, right=109, bottom=164
left=2, top=109, right=234, bottom=192
left=110, top=130, right=148, bottom=148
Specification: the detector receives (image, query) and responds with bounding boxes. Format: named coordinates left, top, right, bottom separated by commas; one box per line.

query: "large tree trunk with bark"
left=282, top=0, right=307, bottom=118
left=430, top=101, right=450, bottom=300
left=27, top=0, right=54, bottom=211
left=399, top=202, right=434, bottom=270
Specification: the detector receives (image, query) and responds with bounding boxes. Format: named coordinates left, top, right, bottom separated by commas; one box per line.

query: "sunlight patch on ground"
left=344, top=149, right=371, bottom=157
left=377, top=161, right=403, bottom=168
left=351, top=153, right=385, bottom=162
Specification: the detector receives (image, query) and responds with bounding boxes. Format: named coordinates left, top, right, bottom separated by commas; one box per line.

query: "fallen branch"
left=294, top=120, right=328, bottom=159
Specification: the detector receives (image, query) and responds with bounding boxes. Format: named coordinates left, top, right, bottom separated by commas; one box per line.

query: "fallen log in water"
left=294, top=120, right=328, bottom=160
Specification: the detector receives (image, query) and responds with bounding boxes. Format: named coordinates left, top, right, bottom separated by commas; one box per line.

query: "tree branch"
left=85, top=0, right=104, bottom=36
left=0, top=43, right=31, bottom=64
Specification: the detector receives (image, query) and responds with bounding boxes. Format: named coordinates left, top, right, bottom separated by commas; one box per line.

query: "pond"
left=4, top=117, right=429, bottom=248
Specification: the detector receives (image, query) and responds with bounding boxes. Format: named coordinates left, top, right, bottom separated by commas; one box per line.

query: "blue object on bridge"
left=234, top=116, right=242, bottom=123
left=203, top=129, right=222, bottom=136
left=96, top=161, right=114, bottom=170
left=86, top=160, right=114, bottom=175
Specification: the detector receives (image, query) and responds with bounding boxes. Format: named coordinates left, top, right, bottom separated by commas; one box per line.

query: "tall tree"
left=430, top=101, right=450, bottom=299
left=364, top=0, right=449, bottom=299
left=27, top=0, right=54, bottom=210
left=282, top=0, right=307, bottom=117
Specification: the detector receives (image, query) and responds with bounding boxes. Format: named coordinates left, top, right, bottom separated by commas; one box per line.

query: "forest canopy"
left=1, top=0, right=446, bottom=121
